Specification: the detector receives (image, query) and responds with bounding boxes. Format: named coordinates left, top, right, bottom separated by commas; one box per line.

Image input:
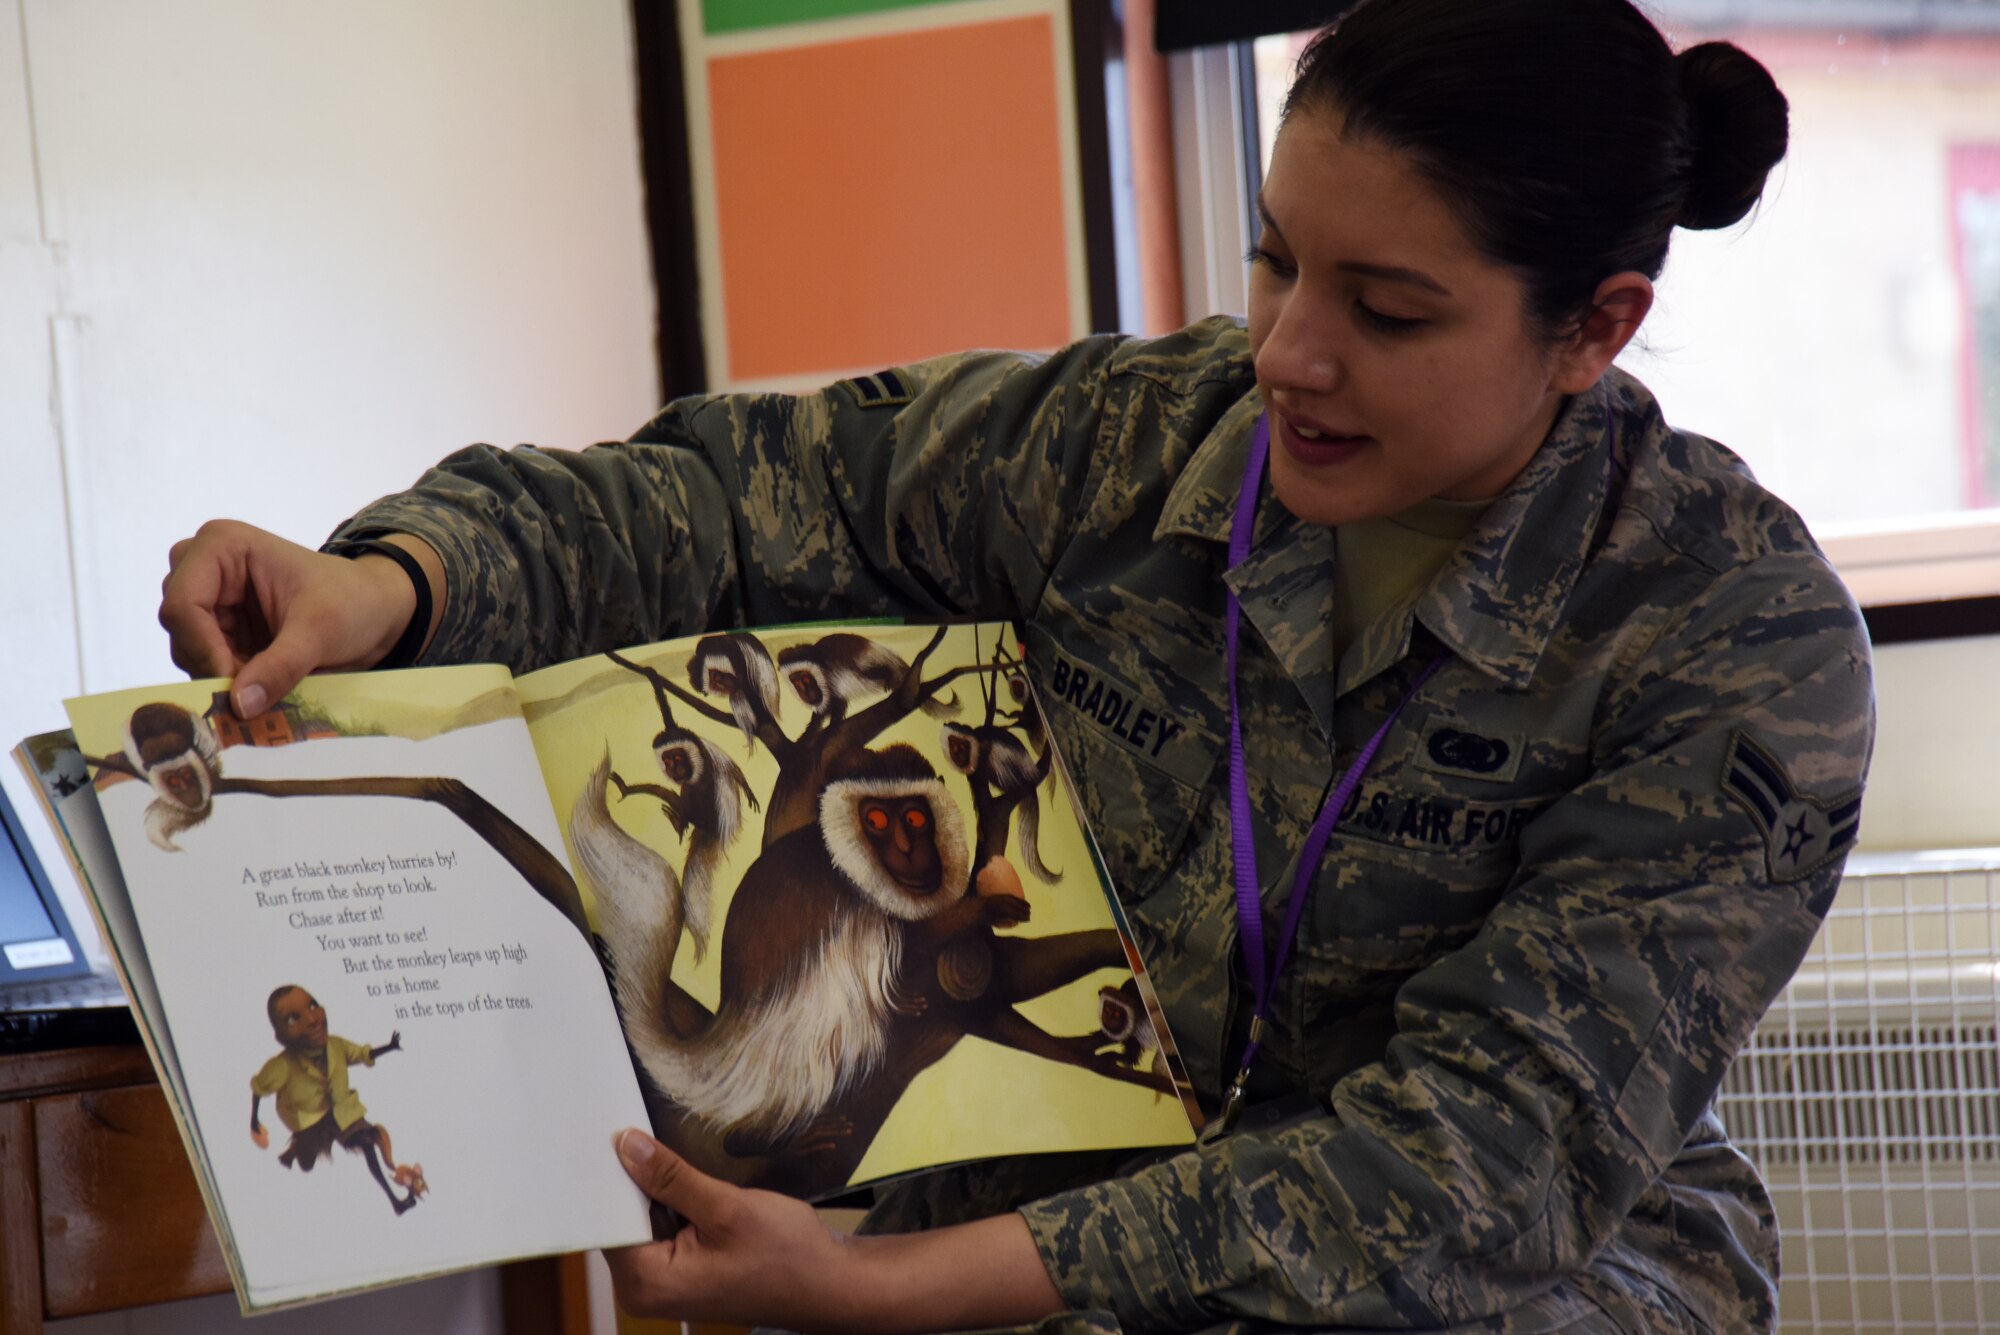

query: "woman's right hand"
left=159, top=520, right=435, bottom=716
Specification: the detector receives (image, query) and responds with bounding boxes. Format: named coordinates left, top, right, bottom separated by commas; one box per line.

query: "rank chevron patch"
left=1721, top=731, right=1862, bottom=883
left=837, top=369, right=914, bottom=409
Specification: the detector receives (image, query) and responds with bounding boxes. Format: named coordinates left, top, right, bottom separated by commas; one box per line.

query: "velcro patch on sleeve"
left=1721, top=731, right=1862, bottom=883
left=837, top=369, right=914, bottom=409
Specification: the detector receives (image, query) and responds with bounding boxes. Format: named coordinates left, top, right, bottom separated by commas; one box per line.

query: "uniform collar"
left=1411, top=376, right=1618, bottom=689
left=1154, top=390, right=1271, bottom=548
left=1153, top=376, right=1623, bottom=727
left=1154, top=391, right=1343, bottom=739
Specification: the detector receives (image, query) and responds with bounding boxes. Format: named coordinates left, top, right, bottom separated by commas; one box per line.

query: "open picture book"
left=21, top=621, right=1200, bottom=1312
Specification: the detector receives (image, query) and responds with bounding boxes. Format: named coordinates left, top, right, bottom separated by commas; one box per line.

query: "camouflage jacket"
left=334, top=317, right=1874, bottom=1334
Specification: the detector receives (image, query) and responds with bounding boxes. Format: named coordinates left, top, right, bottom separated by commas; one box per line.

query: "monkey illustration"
left=1005, top=671, right=1048, bottom=754
left=602, top=723, right=757, bottom=964
left=687, top=634, right=782, bottom=750
left=122, top=701, right=222, bottom=851
left=579, top=737, right=1172, bottom=1195
left=941, top=722, right=1060, bottom=884
left=250, top=985, right=422, bottom=1215
left=586, top=743, right=979, bottom=1151
left=608, top=630, right=1005, bottom=850
left=777, top=633, right=955, bottom=728
left=1095, top=978, right=1160, bottom=1075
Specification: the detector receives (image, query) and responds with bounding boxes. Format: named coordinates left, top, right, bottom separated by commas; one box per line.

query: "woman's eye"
left=1356, top=302, right=1425, bottom=334
left=1245, top=245, right=1296, bottom=279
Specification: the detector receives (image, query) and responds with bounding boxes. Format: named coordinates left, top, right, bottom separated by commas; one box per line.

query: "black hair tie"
left=320, top=539, right=433, bottom=670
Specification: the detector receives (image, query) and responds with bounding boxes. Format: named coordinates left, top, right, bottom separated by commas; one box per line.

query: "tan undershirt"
left=1328, top=495, right=1492, bottom=667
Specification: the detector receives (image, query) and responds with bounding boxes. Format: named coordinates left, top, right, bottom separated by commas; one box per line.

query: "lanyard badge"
left=1205, top=401, right=1621, bottom=1140
left=1208, top=414, right=1439, bottom=1140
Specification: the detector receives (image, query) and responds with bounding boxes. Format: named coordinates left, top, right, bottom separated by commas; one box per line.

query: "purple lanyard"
left=1215, top=414, right=1441, bottom=1135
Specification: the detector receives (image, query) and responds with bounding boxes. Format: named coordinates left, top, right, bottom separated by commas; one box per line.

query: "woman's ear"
left=1550, top=272, right=1655, bottom=394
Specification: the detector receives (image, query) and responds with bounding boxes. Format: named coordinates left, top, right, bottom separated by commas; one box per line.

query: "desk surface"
left=0, top=1045, right=586, bottom=1335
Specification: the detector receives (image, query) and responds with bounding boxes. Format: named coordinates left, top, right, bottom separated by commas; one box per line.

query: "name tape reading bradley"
left=1042, top=653, right=1217, bottom=792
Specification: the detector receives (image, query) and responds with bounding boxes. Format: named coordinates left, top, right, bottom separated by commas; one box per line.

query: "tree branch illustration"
left=604, top=648, right=739, bottom=736
left=88, top=756, right=589, bottom=939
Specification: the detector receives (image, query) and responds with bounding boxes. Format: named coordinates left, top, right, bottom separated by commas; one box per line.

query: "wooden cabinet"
left=32, top=1080, right=232, bottom=1317
left=0, top=1045, right=584, bottom=1335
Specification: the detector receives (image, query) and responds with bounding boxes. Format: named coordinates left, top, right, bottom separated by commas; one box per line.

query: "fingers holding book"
left=159, top=520, right=437, bottom=716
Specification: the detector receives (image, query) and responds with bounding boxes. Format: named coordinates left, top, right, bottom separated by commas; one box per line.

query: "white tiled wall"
left=1, top=2, right=659, bottom=1330
left=0, top=0, right=661, bottom=750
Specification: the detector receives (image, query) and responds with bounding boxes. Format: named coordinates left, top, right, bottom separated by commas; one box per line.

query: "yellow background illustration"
left=517, top=623, right=1194, bottom=1185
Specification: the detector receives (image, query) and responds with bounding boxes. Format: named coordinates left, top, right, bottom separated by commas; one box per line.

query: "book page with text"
left=66, top=667, right=650, bottom=1309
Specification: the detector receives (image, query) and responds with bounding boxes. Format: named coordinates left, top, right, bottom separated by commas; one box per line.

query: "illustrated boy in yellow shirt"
left=250, top=985, right=424, bottom=1215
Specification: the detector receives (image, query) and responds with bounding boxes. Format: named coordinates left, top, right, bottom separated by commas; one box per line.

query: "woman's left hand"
left=603, top=1127, right=1068, bottom=1334
left=602, top=1129, right=862, bottom=1331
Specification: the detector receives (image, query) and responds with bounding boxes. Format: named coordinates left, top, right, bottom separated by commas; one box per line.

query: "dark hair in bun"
left=1284, top=0, right=1789, bottom=343
left=1674, top=41, right=1791, bottom=231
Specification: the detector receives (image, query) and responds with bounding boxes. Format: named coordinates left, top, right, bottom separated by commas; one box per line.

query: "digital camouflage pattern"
left=333, top=317, right=1874, bottom=1334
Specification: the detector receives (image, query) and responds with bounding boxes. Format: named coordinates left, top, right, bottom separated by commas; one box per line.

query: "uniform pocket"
left=1026, top=626, right=1221, bottom=909
left=1306, top=814, right=1526, bottom=973
left=1046, top=705, right=1214, bottom=906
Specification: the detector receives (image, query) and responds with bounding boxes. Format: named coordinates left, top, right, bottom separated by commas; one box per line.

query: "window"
left=1185, top=9, right=2000, bottom=606
left=1957, top=144, right=2000, bottom=506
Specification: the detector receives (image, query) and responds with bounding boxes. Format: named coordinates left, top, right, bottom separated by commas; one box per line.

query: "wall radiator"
left=1719, top=850, right=2000, bottom=1333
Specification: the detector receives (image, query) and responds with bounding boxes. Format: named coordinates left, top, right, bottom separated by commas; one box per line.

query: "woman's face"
left=1249, top=109, right=1572, bottom=527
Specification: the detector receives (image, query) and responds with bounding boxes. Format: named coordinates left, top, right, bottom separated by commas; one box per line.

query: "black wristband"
left=321, top=539, right=433, bottom=670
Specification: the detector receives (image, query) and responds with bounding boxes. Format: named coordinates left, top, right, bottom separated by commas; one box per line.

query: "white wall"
left=1, top=0, right=661, bottom=755
left=1860, top=633, right=2000, bottom=853
left=1, top=1, right=659, bottom=1329
left=0, top=0, right=80, bottom=757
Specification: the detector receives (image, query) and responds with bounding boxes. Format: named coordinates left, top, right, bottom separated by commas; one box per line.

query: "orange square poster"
left=707, top=15, right=1076, bottom=382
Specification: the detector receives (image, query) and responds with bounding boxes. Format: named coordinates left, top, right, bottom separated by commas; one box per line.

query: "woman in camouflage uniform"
left=160, top=1, right=1871, bottom=1330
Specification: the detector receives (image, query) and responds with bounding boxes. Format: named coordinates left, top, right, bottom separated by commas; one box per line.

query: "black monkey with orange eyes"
left=581, top=742, right=1169, bottom=1194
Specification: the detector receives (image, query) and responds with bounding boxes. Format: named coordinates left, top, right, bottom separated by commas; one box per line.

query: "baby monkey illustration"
left=941, top=721, right=1060, bottom=884
left=1095, top=978, right=1161, bottom=1076
left=122, top=700, right=222, bottom=851
left=250, top=986, right=426, bottom=1214
left=778, top=633, right=956, bottom=728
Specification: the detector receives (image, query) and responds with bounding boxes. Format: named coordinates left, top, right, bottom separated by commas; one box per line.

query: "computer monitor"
left=0, top=778, right=92, bottom=987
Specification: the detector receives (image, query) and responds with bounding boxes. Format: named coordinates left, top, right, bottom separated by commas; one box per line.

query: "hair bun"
left=1673, top=41, right=1790, bottom=231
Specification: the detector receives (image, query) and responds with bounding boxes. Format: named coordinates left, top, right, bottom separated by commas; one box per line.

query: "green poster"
left=704, top=0, right=977, bottom=36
